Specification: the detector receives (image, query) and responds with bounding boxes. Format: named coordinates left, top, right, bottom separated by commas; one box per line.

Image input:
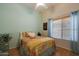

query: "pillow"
left=25, top=32, right=29, bottom=37
left=27, top=32, right=36, bottom=39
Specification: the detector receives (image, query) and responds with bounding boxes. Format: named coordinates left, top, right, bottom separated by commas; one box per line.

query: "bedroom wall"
left=42, top=17, right=48, bottom=36
left=0, top=3, right=43, bottom=49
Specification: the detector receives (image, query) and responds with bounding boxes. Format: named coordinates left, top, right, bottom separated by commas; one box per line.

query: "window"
left=62, top=17, right=71, bottom=40
left=52, top=19, right=62, bottom=39
left=50, top=17, right=72, bottom=40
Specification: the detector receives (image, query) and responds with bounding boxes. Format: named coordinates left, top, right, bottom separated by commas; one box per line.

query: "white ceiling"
left=20, top=3, right=79, bottom=19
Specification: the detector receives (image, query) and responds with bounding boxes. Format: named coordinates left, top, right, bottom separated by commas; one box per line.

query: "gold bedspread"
left=21, top=36, right=55, bottom=56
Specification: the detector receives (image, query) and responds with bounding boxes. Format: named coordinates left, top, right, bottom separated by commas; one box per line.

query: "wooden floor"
left=9, top=48, right=20, bottom=56
left=8, top=47, right=77, bottom=56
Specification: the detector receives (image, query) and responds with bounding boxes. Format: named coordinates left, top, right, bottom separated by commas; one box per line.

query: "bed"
left=20, top=32, right=56, bottom=56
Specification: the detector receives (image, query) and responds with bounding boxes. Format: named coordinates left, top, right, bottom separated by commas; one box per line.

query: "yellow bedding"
left=21, top=36, right=55, bottom=56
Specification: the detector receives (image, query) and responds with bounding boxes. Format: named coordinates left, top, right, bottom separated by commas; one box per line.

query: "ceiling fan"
left=35, top=3, right=47, bottom=9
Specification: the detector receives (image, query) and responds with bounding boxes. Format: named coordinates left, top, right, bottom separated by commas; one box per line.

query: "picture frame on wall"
left=43, top=22, right=47, bottom=30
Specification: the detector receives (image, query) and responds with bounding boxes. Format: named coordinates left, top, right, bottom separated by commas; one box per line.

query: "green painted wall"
left=0, top=4, right=43, bottom=49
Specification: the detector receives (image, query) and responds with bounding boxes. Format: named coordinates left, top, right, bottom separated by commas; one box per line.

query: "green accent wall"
left=0, top=3, right=43, bottom=49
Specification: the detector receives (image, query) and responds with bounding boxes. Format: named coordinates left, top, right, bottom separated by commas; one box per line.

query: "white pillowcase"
left=27, top=32, right=36, bottom=38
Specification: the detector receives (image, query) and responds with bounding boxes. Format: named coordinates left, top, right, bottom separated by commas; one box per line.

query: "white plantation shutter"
left=62, top=17, right=71, bottom=40
left=52, top=19, right=62, bottom=39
